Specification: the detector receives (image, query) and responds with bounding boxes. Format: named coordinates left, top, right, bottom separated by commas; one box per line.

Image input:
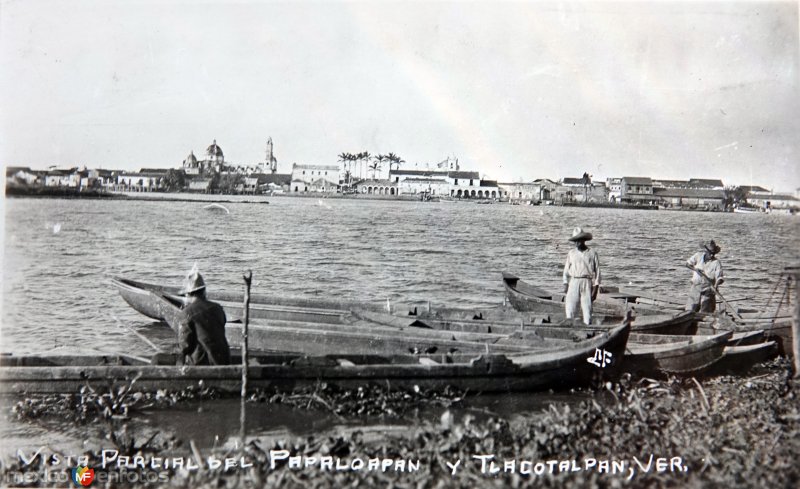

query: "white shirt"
left=563, top=248, right=601, bottom=286
left=687, top=251, right=723, bottom=290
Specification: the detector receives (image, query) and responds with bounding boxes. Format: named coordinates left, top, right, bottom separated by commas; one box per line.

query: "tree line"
left=337, top=152, right=405, bottom=186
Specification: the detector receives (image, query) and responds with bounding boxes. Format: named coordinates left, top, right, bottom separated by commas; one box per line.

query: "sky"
left=1, top=0, right=798, bottom=191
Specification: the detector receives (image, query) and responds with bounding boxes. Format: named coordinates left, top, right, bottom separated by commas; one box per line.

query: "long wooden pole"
left=240, top=270, right=253, bottom=446
left=785, top=266, right=800, bottom=379
left=685, top=264, right=743, bottom=320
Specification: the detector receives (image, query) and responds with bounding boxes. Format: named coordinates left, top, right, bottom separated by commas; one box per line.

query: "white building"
left=606, top=177, right=622, bottom=202
left=498, top=182, right=542, bottom=202
left=290, top=164, right=339, bottom=193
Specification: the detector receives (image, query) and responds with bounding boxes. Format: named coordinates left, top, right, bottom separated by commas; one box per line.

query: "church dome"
left=183, top=151, right=197, bottom=166
left=206, top=139, right=224, bottom=158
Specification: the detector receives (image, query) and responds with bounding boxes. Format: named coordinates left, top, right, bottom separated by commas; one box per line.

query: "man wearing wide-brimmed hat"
left=685, top=240, right=724, bottom=313
left=562, top=227, right=601, bottom=324
left=177, top=267, right=231, bottom=365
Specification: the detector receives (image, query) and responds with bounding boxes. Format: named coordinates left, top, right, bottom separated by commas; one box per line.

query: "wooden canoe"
left=111, top=277, right=468, bottom=322
left=355, top=310, right=742, bottom=375
left=111, top=278, right=729, bottom=377
left=112, top=278, right=623, bottom=357
left=500, top=273, right=696, bottom=334
left=621, top=331, right=731, bottom=374
left=598, top=285, right=792, bottom=320
left=113, top=277, right=691, bottom=337
left=694, top=315, right=793, bottom=356
left=0, top=322, right=630, bottom=395
left=705, top=341, right=779, bottom=375
left=112, top=277, right=556, bottom=326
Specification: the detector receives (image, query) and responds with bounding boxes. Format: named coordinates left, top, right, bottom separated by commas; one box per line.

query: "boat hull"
left=0, top=323, right=630, bottom=395
left=112, top=277, right=620, bottom=357
left=501, top=273, right=695, bottom=334
left=707, top=342, right=779, bottom=375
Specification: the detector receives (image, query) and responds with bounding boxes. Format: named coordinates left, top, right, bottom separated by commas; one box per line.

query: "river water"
left=1, top=196, right=798, bottom=453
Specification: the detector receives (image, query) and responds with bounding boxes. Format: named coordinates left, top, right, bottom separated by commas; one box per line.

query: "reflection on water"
left=2, top=197, right=798, bottom=449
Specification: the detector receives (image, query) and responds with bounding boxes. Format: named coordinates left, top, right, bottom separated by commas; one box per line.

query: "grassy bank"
left=4, top=359, right=798, bottom=488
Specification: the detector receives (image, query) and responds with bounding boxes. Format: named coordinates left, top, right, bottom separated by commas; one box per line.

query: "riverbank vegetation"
left=4, top=359, right=798, bottom=488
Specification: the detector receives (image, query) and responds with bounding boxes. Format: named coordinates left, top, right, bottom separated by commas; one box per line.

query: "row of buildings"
left=6, top=138, right=799, bottom=211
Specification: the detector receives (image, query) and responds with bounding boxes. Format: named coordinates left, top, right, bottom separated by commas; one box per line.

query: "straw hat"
left=701, top=240, right=721, bottom=254
left=180, top=270, right=206, bottom=295
left=568, top=227, right=593, bottom=242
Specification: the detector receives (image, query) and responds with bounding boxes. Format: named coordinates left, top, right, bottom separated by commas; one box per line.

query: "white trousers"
left=565, top=277, right=593, bottom=324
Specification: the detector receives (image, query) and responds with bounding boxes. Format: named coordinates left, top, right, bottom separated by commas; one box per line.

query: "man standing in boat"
left=562, top=227, right=601, bottom=324
left=685, top=240, right=724, bottom=313
left=177, top=268, right=231, bottom=365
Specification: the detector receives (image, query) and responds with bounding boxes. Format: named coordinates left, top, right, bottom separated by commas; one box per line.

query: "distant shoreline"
left=4, top=187, right=424, bottom=203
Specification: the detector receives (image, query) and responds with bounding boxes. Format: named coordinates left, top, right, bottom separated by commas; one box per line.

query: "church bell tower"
left=266, top=137, right=277, bottom=174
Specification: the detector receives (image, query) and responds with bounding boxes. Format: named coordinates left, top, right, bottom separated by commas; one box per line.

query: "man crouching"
left=178, top=268, right=231, bottom=365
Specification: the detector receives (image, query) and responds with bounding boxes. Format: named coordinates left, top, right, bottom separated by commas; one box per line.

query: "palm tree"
left=362, top=151, right=371, bottom=180
left=369, top=158, right=382, bottom=180
left=338, top=152, right=349, bottom=187
left=352, top=152, right=360, bottom=180
left=581, top=172, right=593, bottom=203
left=373, top=154, right=385, bottom=179
left=386, top=152, right=403, bottom=172
left=346, top=152, right=356, bottom=186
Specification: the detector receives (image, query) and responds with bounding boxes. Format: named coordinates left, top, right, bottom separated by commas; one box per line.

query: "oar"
left=111, top=314, right=168, bottom=364
left=684, top=265, right=743, bottom=320
left=112, top=314, right=163, bottom=352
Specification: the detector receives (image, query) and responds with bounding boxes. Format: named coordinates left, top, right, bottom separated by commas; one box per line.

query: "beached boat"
left=112, top=276, right=673, bottom=340
left=112, top=277, right=584, bottom=330
left=704, top=341, right=779, bottom=376
left=113, top=278, right=744, bottom=376
left=0, top=320, right=630, bottom=395
left=598, top=285, right=788, bottom=321
left=503, top=273, right=656, bottom=316
left=112, top=277, right=396, bottom=324
left=694, top=315, right=793, bottom=356
left=622, top=331, right=731, bottom=374
left=537, top=328, right=736, bottom=375
left=500, top=274, right=695, bottom=334
left=112, top=277, right=628, bottom=357
left=366, top=311, right=731, bottom=375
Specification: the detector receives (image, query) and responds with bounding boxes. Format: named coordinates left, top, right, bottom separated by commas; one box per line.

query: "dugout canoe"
left=113, top=276, right=689, bottom=334
left=466, top=324, right=731, bottom=375
left=112, top=277, right=559, bottom=328
left=622, top=331, right=732, bottom=374
left=282, top=309, right=735, bottom=376
left=112, top=277, right=372, bottom=325
left=0, top=322, right=630, bottom=395
left=112, top=276, right=685, bottom=357
left=353, top=311, right=738, bottom=375
left=502, top=272, right=632, bottom=317
left=694, top=317, right=793, bottom=356
left=598, top=285, right=792, bottom=322
left=111, top=277, right=739, bottom=376
left=500, top=274, right=695, bottom=334
left=112, top=277, right=621, bottom=356
left=710, top=341, right=779, bottom=374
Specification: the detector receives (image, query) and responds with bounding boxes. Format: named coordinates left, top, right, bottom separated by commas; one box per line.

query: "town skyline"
left=5, top=135, right=794, bottom=193
left=2, top=1, right=798, bottom=192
